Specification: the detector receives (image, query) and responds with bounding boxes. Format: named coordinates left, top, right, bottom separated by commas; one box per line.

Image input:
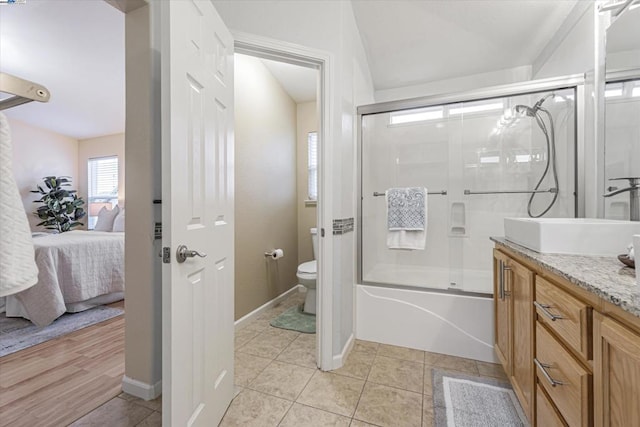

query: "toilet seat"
left=297, top=260, right=316, bottom=275
left=297, top=260, right=317, bottom=290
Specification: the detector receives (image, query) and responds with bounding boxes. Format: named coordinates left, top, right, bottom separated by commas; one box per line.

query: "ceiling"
left=351, top=0, right=579, bottom=90
left=607, top=5, right=640, bottom=54
left=0, top=0, right=616, bottom=140
left=0, top=0, right=124, bottom=140
left=259, top=58, right=318, bottom=104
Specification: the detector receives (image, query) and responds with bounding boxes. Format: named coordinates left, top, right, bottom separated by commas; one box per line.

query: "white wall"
left=533, top=3, right=595, bottom=79
left=532, top=2, right=605, bottom=218
left=607, top=49, right=640, bottom=71
left=335, top=1, right=375, bottom=362
left=8, top=118, right=79, bottom=231
left=213, top=0, right=375, bottom=366
left=375, top=65, right=532, bottom=103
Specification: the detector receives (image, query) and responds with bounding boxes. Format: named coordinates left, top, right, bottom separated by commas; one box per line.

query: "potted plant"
left=32, top=176, right=86, bottom=233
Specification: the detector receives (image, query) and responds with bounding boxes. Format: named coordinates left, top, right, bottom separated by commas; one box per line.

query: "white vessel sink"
left=504, top=218, right=640, bottom=256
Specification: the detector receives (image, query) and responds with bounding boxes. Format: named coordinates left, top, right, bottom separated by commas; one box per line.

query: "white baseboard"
left=331, top=333, right=354, bottom=370
left=234, top=285, right=304, bottom=329
left=121, top=375, right=162, bottom=401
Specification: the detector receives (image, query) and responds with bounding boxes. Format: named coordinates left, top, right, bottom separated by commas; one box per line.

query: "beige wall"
left=234, top=53, right=298, bottom=320
left=296, top=101, right=318, bottom=265
left=78, top=133, right=126, bottom=218
left=8, top=118, right=79, bottom=231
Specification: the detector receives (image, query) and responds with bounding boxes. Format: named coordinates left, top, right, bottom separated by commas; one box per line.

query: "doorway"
left=233, top=36, right=331, bottom=371
left=233, top=51, right=321, bottom=375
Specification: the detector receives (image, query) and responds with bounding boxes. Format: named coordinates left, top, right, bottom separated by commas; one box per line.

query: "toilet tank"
left=311, top=227, right=318, bottom=260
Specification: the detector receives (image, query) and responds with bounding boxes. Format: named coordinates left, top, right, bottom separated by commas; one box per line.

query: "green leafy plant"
left=31, top=176, right=86, bottom=233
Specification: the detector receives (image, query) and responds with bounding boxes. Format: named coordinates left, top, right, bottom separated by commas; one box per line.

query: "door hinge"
left=162, top=247, right=171, bottom=264
left=321, top=228, right=325, bottom=237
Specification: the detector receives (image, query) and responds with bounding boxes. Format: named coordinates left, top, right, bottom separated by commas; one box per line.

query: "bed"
left=4, top=230, right=124, bottom=326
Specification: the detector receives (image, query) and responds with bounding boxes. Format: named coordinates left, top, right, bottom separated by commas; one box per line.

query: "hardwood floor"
left=0, top=301, right=125, bottom=427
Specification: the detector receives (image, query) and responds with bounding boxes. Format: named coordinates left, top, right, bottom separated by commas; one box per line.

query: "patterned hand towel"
left=387, top=187, right=426, bottom=230
left=386, top=187, right=428, bottom=250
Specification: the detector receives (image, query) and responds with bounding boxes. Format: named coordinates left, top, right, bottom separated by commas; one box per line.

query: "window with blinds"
left=308, top=131, right=318, bottom=201
left=87, top=156, right=119, bottom=229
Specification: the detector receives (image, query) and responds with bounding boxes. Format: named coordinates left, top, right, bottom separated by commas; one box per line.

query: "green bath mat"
left=270, top=305, right=316, bottom=334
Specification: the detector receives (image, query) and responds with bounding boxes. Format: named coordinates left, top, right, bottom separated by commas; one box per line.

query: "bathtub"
left=356, top=283, right=497, bottom=363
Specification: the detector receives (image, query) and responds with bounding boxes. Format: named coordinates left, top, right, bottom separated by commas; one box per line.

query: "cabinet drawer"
left=535, top=276, right=591, bottom=360
left=536, top=384, right=567, bottom=427
left=536, top=322, right=592, bottom=427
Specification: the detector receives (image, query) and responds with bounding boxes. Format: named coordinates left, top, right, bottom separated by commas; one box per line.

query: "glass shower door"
left=455, top=88, right=576, bottom=294
left=360, top=87, right=577, bottom=295
left=361, top=106, right=452, bottom=291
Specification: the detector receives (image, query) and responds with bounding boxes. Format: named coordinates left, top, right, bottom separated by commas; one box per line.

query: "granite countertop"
left=491, top=237, right=639, bottom=319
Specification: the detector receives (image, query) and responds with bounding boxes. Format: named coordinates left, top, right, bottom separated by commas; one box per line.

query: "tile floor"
left=71, top=291, right=507, bottom=426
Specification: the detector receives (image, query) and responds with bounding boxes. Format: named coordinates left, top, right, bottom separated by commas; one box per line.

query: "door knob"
left=176, top=245, right=207, bottom=263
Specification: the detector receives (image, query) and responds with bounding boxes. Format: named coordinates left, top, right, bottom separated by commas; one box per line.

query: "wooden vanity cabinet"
left=509, top=258, right=535, bottom=422
left=536, top=384, right=567, bottom=427
left=535, top=322, right=592, bottom=426
left=493, top=249, right=512, bottom=376
left=493, top=249, right=535, bottom=422
left=593, top=312, right=640, bottom=427
left=495, top=243, right=640, bottom=427
left=535, top=276, right=592, bottom=362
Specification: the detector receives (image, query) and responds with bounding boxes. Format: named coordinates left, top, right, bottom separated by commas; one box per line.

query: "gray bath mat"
left=270, top=305, right=316, bottom=334
left=0, top=306, right=123, bottom=357
left=432, top=369, right=528, bottom=427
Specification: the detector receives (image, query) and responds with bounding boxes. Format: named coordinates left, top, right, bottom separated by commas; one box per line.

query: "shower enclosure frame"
left=356, top=74, right=586, bottom=295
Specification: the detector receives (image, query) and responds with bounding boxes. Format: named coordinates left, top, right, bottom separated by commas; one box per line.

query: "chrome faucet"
left=604, top=177, right=640, bottom=221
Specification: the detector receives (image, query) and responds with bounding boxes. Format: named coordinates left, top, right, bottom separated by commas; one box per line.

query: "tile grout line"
left=349, top=343, right=380, bottom=425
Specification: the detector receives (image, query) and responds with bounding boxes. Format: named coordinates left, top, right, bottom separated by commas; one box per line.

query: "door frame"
left=233, top=31, right=334, bottom=371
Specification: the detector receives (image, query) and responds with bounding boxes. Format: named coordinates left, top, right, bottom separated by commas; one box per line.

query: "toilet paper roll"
left=271, top=249, right=284, bottom=260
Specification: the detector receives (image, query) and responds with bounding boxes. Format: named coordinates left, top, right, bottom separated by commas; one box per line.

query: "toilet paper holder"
left=264, top=249, right=284, bottom=259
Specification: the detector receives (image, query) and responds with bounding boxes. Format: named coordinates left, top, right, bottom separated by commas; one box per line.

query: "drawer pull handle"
left=534, top=301, right=564, bottom=321
left=534, top=358, right=565, bottom=387
left=499, top=261, right=511, bottom=301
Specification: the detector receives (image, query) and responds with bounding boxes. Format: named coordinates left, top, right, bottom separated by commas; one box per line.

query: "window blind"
left=87, top=156, right=119, bottom=229
left=308, top=132, right=318, bottom=201
left=88, top=156, right=119, bottom=200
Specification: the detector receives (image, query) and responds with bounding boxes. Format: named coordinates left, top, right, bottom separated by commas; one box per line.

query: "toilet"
left=297, top=227, right=318, bottom=314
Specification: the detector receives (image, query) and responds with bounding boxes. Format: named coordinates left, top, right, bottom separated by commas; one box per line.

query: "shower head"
left=533, top=93, right=555, bottom=110
left=514, top=93, right=555, bottom=118
left=514, top=105, right=536, bottom=117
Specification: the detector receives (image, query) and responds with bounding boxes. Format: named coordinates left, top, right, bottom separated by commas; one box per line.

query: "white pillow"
left=94, top=205, right=120, bottom=231
left=112, top=208, right=125, bottom=232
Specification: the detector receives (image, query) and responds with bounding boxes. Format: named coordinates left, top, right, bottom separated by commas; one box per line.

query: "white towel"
left=0, top=113, right=39, bottom=297
left=386, top=187, right=428, bottom=250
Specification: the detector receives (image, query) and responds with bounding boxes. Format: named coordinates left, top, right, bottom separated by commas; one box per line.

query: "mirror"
left=602, top=1, right=640, bottom=220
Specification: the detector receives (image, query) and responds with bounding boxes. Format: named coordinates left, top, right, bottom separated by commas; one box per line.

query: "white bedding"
left=6, top=230, right=124, bottom=326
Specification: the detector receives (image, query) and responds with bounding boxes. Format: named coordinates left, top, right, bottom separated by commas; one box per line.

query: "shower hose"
left=527, top=105, right=559, bottom=218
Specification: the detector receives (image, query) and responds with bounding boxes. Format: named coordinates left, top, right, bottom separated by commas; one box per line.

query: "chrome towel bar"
left=373, top=190, right=447, bottom=197
left=464, top=188, right=557, bottom=195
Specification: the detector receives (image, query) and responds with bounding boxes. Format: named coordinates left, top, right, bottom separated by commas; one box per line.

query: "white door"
left=161, top=1, right=234, bottom=425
